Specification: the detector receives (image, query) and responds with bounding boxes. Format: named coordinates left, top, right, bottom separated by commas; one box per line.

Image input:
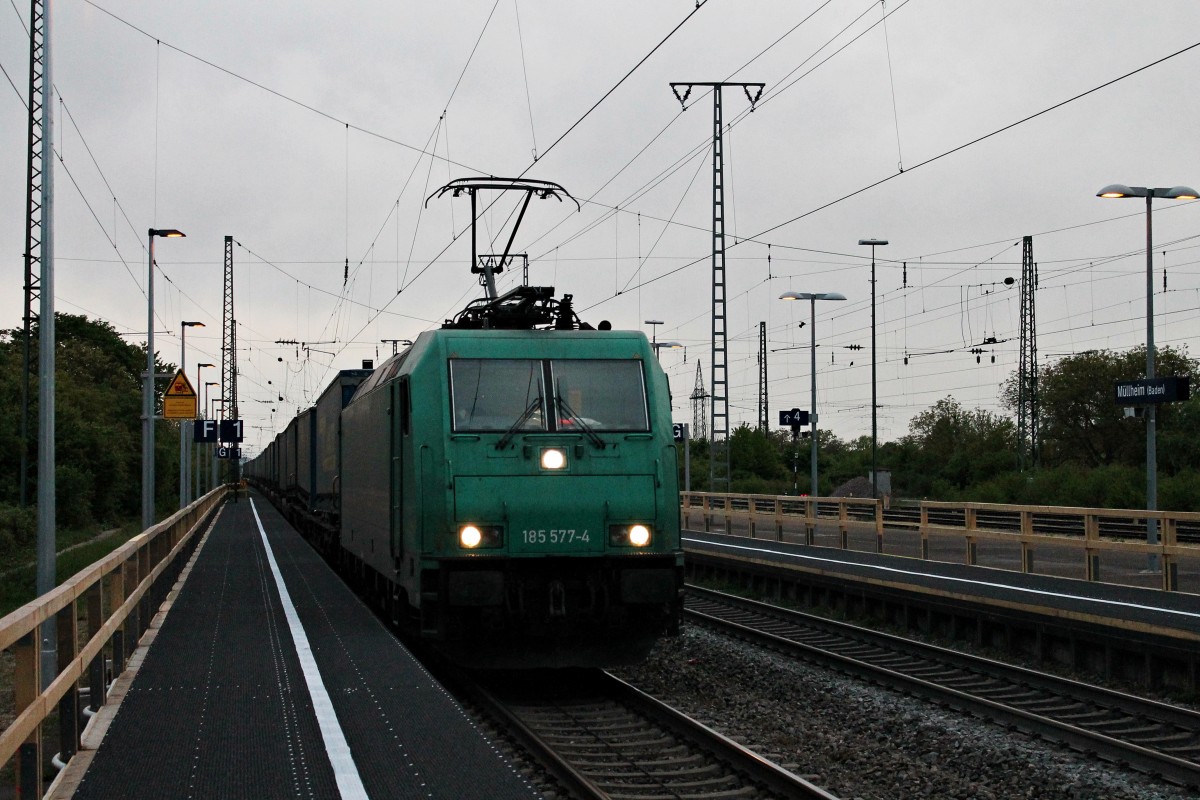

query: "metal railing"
left=1, top=488, right=225, bottom=798
left=680, top=492, right=1200, bottom=592
left=681, top=492, right=884, bottom=550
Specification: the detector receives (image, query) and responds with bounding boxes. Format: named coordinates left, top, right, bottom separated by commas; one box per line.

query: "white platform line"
left=251, top=498, right=369, bottom=800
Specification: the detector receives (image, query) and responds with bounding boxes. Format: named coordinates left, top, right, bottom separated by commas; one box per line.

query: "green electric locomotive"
left=338, top=290, right=682, bottom=667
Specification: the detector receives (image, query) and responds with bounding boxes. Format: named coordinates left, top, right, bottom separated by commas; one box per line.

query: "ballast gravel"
left=611, top=626, right=1195, bottom=800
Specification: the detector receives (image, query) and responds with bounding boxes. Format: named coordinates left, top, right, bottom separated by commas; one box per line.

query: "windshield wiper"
left=555, top=396, right=606, bottom=450
left=496, top=397, right=543, bottom=450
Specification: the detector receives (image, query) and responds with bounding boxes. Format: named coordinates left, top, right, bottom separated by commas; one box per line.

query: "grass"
left=1, top=521, right=144, bottom=793
left=0, top=521, right=141, bottom=618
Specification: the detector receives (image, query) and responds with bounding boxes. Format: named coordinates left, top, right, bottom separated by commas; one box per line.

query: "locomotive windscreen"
left=450, top=359, right=546, bottom=432
left=551, top=360, right=649, bottom=431
left=450, top=358, right=649, bottom=433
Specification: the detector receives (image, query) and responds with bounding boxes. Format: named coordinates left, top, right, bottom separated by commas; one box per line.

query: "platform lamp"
left=143, top=228, right=185, bottom=531
left=1097, top=183, right=1197, bottom=568
left=179, top=321, right=205, bottom=509
left=652, top=341, right=683, bottom=360
left=195, top=363, right=215, bottom=496
left=858, top=238, right=888, bottom=499
left=780, top=291, right=847, bottom=497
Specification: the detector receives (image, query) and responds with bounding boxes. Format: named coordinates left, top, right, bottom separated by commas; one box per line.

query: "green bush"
left=55, top=464, right=95, bottom=528
left=1160, top=470, right=1200, bottom=512
left=0, top=502, right=36, bottom=560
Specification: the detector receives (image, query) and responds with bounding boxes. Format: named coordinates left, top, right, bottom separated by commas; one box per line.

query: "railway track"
left=457, top=667, right=837, bottom=800
left=686, top=585, right=1200, bottom=790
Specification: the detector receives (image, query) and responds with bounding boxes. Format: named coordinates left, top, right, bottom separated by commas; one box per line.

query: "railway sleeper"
left=570, top=753, right=707, bottom=770
left=585, top=764, right=725, bottom=781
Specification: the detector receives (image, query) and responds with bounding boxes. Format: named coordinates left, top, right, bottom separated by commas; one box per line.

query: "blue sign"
left=779, top=408, right=809, bottom=427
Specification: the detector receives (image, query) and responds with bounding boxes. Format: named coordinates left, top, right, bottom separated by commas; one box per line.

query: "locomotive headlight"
left=458, top=524, right=504, bottom=549
left=609, top=524, right=652, bottom=547
left=460, top=525, right=483, bottom=548
left=540, top=447, right=567, bottom=470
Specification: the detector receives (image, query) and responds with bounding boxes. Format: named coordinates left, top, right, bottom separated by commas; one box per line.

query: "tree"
left=729, top=424, right=786, bottom=492
left=1002, top=346, right=1197, bottom=470
left=899, top=397, right=1015, bottom=495
left=0, top=314, right=176, bottom=526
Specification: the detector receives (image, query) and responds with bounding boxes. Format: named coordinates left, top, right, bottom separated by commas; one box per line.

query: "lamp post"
left=645, top=319, right=663, bottom=347
left=179, top=321, right=205, bottom=508
left=858, top=238, right=888, bottom=498
left=1097, top=183, right=1197, bottom=568
left=204, top=382, right=219, bottom=420
left=195, top=363, right=214, bottom=496
left=143, top=228, right=185, bottom=530
left=780, top=291, right=847, bottom=496
left=211, top=397, right=225, bottom=489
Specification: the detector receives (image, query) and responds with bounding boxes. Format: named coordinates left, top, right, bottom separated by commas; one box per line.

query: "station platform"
left=58, top=493, right=540, bottom=799
left=683, top=529, right=1200, bottom=643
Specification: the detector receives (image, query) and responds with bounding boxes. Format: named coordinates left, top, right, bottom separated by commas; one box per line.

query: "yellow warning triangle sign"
left=165, top=369, right=196, bottom=398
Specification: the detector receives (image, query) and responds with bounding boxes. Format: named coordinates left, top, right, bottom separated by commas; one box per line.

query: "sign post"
left=162, top=369, right=198, bottom=420
left=779, top=409, right=810, bottom=495
left=673, top=423, right=690, bottom=492
left=163, top=370, right=198, bottom=509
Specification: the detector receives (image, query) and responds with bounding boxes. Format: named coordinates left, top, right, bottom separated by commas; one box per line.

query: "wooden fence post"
left=13, top=632, right=42, bottom=799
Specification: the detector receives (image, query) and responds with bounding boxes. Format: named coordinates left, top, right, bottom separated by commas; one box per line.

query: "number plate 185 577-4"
left=521, top=529, right=590, bottom=545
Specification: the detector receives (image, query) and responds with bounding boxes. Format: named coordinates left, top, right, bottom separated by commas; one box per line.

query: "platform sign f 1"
left=193, top=419, right=218, bottom=443
left=219, top=419, right=244, bottom=443
left=779, top=408, right=809, bottom=427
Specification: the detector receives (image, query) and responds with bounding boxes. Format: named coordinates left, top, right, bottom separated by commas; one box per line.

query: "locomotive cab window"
left=450, top=359, right=546, bottom=432
left=550, top=359, right=649, bottom=432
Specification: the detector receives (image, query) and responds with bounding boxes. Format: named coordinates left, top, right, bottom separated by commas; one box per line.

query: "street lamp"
left=179, top=322, right=205, bottom=508
left=181, top=322, right=204, bottom=373
left=780, top=291, right=847, bottom=496
left=858, top=238, right=888, bottom=499
left=1097, top=183, right=1197, bottom=567
left=652, top=341, right=683, bottom=359
left=204, top=380, right=218, bottom=417
left=143, top=228, right=185, bottom=531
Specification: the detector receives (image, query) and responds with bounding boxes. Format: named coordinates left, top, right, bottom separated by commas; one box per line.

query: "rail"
left=1, top=487, right=226, bottom=798
left=680, top=492, right=1200, bottom=591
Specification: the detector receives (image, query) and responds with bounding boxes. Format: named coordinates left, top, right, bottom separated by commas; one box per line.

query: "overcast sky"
left=3, top=1, right=1199, bottom=454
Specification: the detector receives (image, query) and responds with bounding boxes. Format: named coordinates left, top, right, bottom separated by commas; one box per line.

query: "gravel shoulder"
left=612, top=625, right=1194, bottom=800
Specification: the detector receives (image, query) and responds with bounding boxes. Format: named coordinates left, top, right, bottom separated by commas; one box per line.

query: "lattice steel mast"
left=222, top=235, right=238, bottom=433
left=757, top=321, right=767, bottom=432
left=1017, top=235, right=1039, bottom=471
left=690, top=361, right=708, bottom=442
left=670, top=81, right=763, bottom=491
left=21, top=0, right=47, bottom=509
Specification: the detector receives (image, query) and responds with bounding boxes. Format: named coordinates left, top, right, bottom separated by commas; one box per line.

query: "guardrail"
left=681, top=492, right=884, bottom=550
left=917, top=500, right=1200, bottom=591
left=680, top=492, right=1200, bottom=592
left=1, top=488, right=225, bottom=798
